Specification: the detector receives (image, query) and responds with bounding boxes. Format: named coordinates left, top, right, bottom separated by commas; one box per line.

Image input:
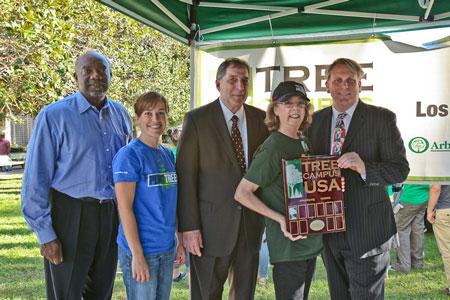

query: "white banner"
left=192, top=38, right=450, bottom=182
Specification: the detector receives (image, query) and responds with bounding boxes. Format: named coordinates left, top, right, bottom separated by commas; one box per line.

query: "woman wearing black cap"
left=235, top=81, right=322, bottom=300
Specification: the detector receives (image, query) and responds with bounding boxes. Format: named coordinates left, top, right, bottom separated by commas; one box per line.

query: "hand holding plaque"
left=282, top=155, right=346, bottom=236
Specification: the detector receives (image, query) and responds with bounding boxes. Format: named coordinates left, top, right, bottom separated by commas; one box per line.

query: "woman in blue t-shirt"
left=112, top=92, right=184, bottom=300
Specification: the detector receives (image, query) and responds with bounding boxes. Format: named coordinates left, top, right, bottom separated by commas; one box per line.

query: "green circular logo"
left=408, top=137, right=429, bottom=154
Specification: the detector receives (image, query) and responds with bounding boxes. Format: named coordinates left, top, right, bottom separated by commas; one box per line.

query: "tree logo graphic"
left=285, top=160, right=304, bottom=199
left=408, top=137, right=429, bottom=154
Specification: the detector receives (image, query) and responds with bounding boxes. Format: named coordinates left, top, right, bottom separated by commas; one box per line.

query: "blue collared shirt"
left=21, top=91, right=132, bottom=244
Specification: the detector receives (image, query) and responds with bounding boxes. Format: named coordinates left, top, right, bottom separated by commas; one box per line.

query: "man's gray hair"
left=216, top=58, right=250, bottom=80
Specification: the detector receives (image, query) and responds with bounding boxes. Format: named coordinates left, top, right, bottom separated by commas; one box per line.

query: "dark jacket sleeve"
left=364, top=109, right=409, bottom=186
left=176, top=112, right=201, bottom=232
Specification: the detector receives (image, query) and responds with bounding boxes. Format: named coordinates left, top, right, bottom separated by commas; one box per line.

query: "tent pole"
left=435, top=12, right=450, bottom=20
left=424, top=0, right=435, bottom=20
left=307, top=9, right=419, bottom=21
left=305, top=0, right=349, bottom=10
left=201, top=9, right=299, bottom=35
left=189, top=1, right=199, bottom=109
left=197, top=2, right=291, bottom=11
left=99, top=0, right=188, bottom=43
left=150, top=0, right=190, bottom=33
left=189, top=45, right=197, bottom=110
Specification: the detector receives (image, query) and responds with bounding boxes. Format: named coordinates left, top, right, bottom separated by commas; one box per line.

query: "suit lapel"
left=343, top=100, right=366, bottom=153
left=210, top=99, right=240, bottom=168
left=244, top=104, right=257, bottom=165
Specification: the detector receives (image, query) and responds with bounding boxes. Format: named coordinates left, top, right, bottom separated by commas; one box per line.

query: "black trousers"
left=189, top=219, right=259, bottom=300
left=322, top=233, right=390, bottom=300
left=273, top=257, right=317, bottom=300
left=45, top=189, right=118, bottom=300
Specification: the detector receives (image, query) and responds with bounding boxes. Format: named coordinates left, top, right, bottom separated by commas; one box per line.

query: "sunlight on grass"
left=1, top=174, right=449, bottom=299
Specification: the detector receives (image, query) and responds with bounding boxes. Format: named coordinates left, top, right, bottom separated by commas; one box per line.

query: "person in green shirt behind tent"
left=235, top=81, right=322, bottom=300
left=391, top=184, right=429, bottom=273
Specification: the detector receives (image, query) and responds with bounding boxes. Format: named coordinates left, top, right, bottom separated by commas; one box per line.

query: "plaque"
left=282, top=155, right=345, bottom=236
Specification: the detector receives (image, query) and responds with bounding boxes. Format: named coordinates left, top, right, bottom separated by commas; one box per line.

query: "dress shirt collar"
left=75, top=91, right=111, bottom=114
left=218, top=97, right=245, bottom=122
left=332, top=99, right=358, bottom=120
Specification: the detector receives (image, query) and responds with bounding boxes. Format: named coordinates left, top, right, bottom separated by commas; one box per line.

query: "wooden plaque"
left=282, top=155, right=345, bottom=236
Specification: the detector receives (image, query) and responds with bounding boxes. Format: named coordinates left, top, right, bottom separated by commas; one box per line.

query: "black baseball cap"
left=272, top=81, right=309, bottom=102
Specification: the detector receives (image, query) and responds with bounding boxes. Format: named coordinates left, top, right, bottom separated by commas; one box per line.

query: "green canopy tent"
left=97, top=0, right=450, bottom=47
left=97, top=0, right=450, bottom=109
left=96, top=1, right=450, bottom=183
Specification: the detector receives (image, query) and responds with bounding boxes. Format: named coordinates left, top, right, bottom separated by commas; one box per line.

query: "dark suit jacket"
left=176, top=99, right=269, bottom=257
left=305, top=100, right=409, bottom=257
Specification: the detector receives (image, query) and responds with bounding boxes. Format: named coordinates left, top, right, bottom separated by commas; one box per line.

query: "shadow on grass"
left=0, top=241, right=38, bottom=250
left=0, top=182, right=23, bottom=188
left=0, top=185, right=23, bottom=191
left=0, top=189, right=22, bottom=195
left=0, top=227, right=33, bottom=236
left=0, top=218, right=27, bottom=225
left=0, top=254, right=43, bottom=266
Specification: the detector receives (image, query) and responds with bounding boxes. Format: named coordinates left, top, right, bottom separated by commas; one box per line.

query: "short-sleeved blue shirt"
left=113, top=139, right=177, bottom=256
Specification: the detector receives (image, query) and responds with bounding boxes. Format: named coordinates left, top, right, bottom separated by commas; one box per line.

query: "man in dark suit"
left=306, top=58, right=409, bottom=299
left=176, top=58, right=268, bottom=299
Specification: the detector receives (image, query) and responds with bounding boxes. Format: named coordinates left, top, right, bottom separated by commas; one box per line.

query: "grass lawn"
left=0, top=173, right=448, bottom=299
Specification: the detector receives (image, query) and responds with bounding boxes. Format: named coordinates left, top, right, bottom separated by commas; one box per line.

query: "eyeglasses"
left=331, top=78, right=358, bottom=87
left=278, top=100, right=308, bottom=109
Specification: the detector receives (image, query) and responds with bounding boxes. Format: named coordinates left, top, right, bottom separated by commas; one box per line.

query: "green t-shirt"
left=399, top=184, right=429, bottom=205
left=245, top=131, right=322, bottom=264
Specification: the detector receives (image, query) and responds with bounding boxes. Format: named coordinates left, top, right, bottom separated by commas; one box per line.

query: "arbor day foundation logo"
left=408, top=137, right=429, bottom=153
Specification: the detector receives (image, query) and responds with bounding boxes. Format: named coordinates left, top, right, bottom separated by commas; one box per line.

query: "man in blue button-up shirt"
left=21, top=50, right=132, bottom=299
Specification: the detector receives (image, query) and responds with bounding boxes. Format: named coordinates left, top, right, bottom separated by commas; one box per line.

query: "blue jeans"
left=259, top=231, right=269, bottom=278
left=119, top=246, right=176, bottom=300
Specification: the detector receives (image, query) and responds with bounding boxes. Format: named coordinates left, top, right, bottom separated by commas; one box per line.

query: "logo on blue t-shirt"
left=146, top=172, right=177, bottom=187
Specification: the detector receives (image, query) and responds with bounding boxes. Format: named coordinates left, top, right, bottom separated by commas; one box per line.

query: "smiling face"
left=326, top=63, right=361, bottom=112
left=215, top=65, right=249, bottom=113
left=75, top=52, right=111, bottom=107
left=274, top=95, right=307, bottom=137
left=137, top=100, right=168, bottom=147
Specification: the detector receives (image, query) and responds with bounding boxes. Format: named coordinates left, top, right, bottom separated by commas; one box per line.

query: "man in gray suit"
left=177, top=58, right=268, bottom=299
left=306, top=58, right=409, bottom=299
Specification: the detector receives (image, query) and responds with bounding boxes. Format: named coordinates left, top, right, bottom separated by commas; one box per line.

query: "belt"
left=51, top=189, right=114, bottom=205
left=79, top=197, right=114, bottom=205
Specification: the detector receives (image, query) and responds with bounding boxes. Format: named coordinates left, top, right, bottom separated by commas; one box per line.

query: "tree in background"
left=0, top=0, right=190, bottom=126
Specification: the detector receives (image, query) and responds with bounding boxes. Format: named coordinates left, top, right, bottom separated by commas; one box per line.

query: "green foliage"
left=0, top=0, right=190, bottom=126
left=10, top=145, right=27, bottom=153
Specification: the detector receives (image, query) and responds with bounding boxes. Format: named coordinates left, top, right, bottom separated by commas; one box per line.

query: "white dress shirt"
left=219, top=99, right=249, bottom=169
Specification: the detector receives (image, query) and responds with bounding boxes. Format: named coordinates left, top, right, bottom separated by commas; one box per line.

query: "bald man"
left=22, top=51, right=132, bottom=299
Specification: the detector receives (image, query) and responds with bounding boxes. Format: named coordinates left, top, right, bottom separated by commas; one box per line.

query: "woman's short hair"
left=134, top=91, right=169, bottom=117
left=265, top=97, right=313, bottom=133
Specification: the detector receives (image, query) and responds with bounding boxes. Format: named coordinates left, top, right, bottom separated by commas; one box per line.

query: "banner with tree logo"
left=192, top=37, right=450, bottom=182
